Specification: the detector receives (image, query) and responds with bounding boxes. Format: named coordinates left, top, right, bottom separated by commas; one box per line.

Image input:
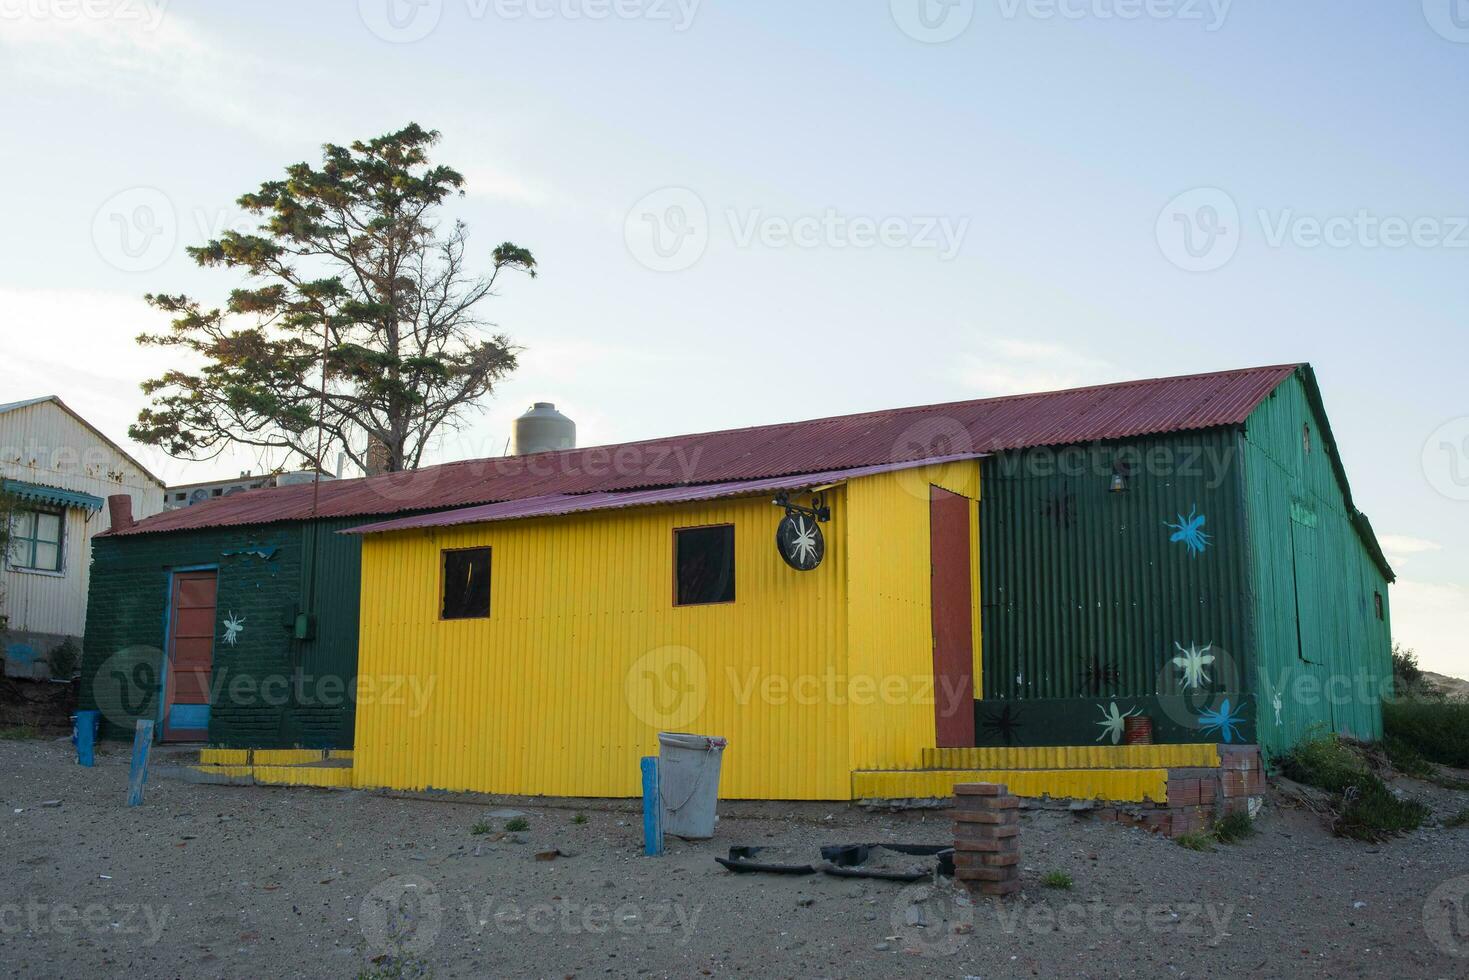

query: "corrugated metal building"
left=1, top=396, right=164, bottom=679
left=79, top=364, right=1392, bottom=793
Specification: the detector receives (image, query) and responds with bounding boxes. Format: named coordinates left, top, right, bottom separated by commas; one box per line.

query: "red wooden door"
left=162, top=570, right=217, bottom=742
left=929, top=487, right=976, bottom=747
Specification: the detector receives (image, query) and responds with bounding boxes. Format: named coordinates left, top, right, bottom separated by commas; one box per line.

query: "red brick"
left=954, top=783, right=1007, bottom=796
left=953, top=849, right=1020, bottom=868
left=952, top=807, right=1019, bottom=824
left=955, top=823, right=1020, bottom=842
left=955, top=864, right=1019, bottom=882
left=951, top=837, right=1009, bottom=853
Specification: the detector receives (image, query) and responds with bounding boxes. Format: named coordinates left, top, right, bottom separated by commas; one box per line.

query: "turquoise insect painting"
left=1165, top=505, right=1212, bottom=556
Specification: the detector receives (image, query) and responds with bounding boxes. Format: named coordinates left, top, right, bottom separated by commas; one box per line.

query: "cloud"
left=1391, top=578, right=1469, bottom=680
left=0, top=5, right=320, bottom=145
left=458, top=164, right=560, bottom=208
left=1378, top=534, right=1444, bottom=565
left=956, top=338, right=1116, bottom=397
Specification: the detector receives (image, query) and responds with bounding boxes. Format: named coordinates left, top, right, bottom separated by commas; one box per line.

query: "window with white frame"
left=9, top=507, right=64, bottom=573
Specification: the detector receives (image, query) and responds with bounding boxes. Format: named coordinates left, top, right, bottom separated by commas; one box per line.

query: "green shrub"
left=1213, top=811, right=1257, bottom=844
left=1384, top=700, right=1469, bottom=769
left=1041, top=871, right=1073, bottom=889
left=0, top=724, right=40, bottom=740
left=1279, top=732, right=1428, bottom=841
left=1382, top=735, right=1435, bottom=779
left=1278, top=732, right=1371, bottom=794
left=572, top=813, right=588, bottom=825
left=48, top=638, right=80, bottom=680
left=1443, top=809, right=1469, bottom=829
left=1335, top=782, right=1429, bottom=842
left=470, top=820, right=492, bottom=836
left=504, top=816, right=529, bottom=832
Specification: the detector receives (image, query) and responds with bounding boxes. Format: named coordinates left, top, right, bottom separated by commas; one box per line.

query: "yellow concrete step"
left=852, top=767, right=1169, bottom=804
left=920, top=744, right=1219, bottom=771
left=199, top=748, right=354, bottom=766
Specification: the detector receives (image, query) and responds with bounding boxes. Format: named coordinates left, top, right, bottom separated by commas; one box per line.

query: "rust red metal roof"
left=344, top=455, right=984, bottom=535
left=113, top=363, right=1300, bottom=536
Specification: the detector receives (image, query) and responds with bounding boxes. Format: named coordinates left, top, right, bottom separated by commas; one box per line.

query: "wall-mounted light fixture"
left=1109, top=460, right=1131, bottom=493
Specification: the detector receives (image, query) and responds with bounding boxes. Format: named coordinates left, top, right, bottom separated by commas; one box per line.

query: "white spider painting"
left=789, top=516, right=819, bottom=565
left=1171, top=642, right=1215, bottom=690
left=222, top=611, right=246, bottom=646
left=1095, top=701, right=1139, bottom=744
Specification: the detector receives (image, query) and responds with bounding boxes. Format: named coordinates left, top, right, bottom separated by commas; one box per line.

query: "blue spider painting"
left=1197, top=699, right=1245, bottom=743
left=1164, top=505, right=1212, bottom=557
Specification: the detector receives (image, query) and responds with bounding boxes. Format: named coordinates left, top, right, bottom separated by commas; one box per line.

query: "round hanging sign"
left=776, top=512, right=825, bottom=571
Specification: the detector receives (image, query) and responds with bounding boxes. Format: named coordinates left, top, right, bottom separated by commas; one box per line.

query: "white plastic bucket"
left=657, top=732, right=727, bottom=839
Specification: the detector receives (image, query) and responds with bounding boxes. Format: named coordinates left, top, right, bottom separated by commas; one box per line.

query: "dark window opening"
left=1374, top=591, right=1384, bottom=621
left=1303, top=423, right=1312, bottom=455
left=442, top=547, right=492, bottom=619
left=675, top=525, right=735, bottom=606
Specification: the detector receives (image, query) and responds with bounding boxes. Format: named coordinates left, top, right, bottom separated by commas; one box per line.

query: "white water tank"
left=511, top=402, right=575, bottom=455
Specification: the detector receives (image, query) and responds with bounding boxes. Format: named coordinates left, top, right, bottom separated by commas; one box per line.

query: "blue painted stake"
left=76, top=710, right=98, bottom=767
left=641, top=756, right=663, bottom=857
left=126, top=719, right=154, bottom=807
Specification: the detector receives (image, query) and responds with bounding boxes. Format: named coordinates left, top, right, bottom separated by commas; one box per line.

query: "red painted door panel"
left=929, top=487, right=976, bottom=748
left=162, top=570, right=217, bottom=742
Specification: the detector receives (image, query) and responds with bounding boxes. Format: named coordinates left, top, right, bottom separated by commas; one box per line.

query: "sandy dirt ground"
left=2, top=735, right=1467, bottom=979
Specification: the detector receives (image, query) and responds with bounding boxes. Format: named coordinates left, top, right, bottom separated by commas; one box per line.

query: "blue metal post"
left=641, top=756, right=663, bottom=856
left=126, top=719, right=154, bottom=807
left=76, top=710, right=98, bottom=767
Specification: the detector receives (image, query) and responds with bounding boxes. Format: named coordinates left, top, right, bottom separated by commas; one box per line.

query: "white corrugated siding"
left=1, top=400, right=164, bottom=636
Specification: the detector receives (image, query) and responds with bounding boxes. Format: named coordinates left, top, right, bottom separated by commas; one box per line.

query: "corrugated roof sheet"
left=110, top=363, right=1300, bottom=537
left=344, top=454, right=984, bottom=535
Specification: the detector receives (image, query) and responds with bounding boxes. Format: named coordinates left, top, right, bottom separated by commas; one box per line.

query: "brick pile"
left=952, top=782, right=1021, bottom=897
left=1093, top=744, right=1265, bottom=838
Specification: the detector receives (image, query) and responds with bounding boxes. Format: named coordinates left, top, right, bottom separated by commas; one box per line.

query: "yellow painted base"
left=920, top=744, right=1219, bottom=771
left=186, top=762, right=355, bottom=789
left=198, top=748, right=345, bottom=766
left=852, top=767, right=1169, bottom=804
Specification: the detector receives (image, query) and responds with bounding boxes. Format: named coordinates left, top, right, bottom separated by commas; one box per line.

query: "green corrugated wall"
left=981, top=430, right=1252, bottom=699
left=79, top=517, right=370, bottom=748
left=1240, top=372, right=1393, bottom=759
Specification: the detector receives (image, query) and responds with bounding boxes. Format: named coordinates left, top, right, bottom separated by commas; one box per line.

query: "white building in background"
left=1, top=396, right=164, bottom=679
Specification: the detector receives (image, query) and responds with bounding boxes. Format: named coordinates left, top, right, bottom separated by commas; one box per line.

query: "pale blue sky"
left=1, top=1, right=1465, bottom=672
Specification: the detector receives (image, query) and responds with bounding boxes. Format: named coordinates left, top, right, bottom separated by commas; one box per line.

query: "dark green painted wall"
left=79, top=517, right=370, bottom=748
left=1241, top=373, right=1393, bottom=759
left=979, top=431, right=1254, bottom=747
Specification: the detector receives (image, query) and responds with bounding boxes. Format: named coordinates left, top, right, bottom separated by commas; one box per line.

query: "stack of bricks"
left=1093, top=744, right=1265, bottom=838
left=952, top=783, right=1022, bottom=897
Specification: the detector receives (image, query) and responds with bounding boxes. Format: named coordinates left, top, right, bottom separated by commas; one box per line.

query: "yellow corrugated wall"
left=353, top=492, right=852, bottom=800
left=844, top=460, right=981, bottom=775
